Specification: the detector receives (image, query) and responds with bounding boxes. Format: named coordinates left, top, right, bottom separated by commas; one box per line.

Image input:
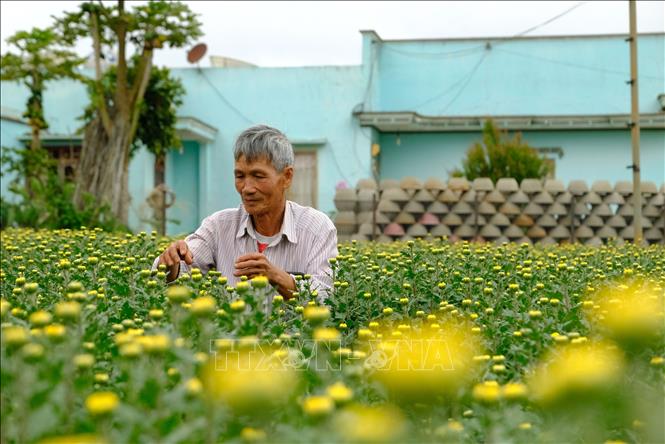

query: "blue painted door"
left=166, top=141, right=200, bottom=235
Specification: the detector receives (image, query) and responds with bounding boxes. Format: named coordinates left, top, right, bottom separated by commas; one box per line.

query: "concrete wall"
left=127, top=147, right=156, bottom=232
left=166, top=140, right=200, bottom=236
left=367, top=31, right=665, bottom=199
left=0, top=117, right=30, bottom=202
left=379, top=129, right=665, bottom=183
left=333, top=177, right=665, bottom=246
left=369, top=33, right=665, bottom=115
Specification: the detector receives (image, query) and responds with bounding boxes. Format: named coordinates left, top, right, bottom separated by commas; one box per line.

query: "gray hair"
left=233, top=124, right=294, bottom=172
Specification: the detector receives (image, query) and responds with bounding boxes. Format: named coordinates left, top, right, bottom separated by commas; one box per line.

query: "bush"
left=0, top=146, right=125, bottom=231
left=453, top=119, right=551, bottom=182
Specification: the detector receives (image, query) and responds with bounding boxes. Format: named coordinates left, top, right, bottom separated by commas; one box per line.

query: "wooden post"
left=628, top=0, right=642, bottom=244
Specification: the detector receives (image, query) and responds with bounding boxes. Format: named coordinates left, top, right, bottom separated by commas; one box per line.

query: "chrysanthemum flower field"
left=1, top=228, right=663, bottom=443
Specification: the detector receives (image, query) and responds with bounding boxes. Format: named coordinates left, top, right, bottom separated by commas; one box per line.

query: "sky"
left=1, top=1, right=664, bottom=67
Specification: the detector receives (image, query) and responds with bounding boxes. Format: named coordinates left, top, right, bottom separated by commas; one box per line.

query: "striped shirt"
left=155, top=200, right=338, bottom=299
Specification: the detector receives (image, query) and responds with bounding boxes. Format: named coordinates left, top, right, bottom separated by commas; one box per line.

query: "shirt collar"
left=235, top=201, right=298, bottom=244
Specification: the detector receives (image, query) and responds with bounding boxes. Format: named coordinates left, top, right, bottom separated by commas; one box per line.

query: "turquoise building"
left=2, top=31, right=664, bottom=234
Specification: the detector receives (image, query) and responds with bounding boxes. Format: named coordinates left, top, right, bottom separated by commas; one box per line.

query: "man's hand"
left=158, top=240, right=193, bottom=282
left=234, top=253, right=295, bottom=298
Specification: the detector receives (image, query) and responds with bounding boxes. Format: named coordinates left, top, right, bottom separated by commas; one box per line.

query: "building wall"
left=0, top=117, right=30, bottom=202
left=1, top=33, right=663, bottom=235
left=166, top=140, right=200, bottom=235
left=379, top=129, right=665, bottom=184
left=371, top=32, right=665, bottom=187
left=0, top=65, right=369, bottom=234
left=169, top=66, right=367, bottom=223
left=127, top=147, right=156, bottom=233
left=370, top=33, right=665, bottom=115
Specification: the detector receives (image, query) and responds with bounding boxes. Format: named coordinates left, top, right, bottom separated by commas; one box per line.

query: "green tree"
left=0, top=146, right=121, bottom=230
left=136, top=66, right=185, bottom=235
left=55, top=0, right=202, bottom=224
left=453, top=119, right=551, bottom=182
left=0, top=27, right=84, bottom=196
left=82, top=62, right=186, bottom=233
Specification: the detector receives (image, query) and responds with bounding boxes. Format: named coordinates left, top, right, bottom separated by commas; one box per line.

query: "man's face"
left=234, top=155, right=293, bottom=216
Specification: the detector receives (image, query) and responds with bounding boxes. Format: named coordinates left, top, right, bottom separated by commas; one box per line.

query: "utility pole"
left=628, top=0, right=642, bottom=244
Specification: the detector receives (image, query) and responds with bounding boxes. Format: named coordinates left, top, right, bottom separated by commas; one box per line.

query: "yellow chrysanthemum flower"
left=326, top=382, right=353, bottom=404
left=85, top=392, right=119, bottom=416
left=529, top=341, right=624, bottom=405
left=302, top=395, right=335, bottom=417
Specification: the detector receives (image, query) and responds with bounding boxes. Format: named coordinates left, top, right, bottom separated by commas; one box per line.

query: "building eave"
left=17, top=132, right=82, bottom=146
left=175, top=116, right=218, bottom=143
left=290, top=138, right=327, bottom=146
left=15, top=116, right=219, bottom=146
left=355, top=111, right=665, bottom=132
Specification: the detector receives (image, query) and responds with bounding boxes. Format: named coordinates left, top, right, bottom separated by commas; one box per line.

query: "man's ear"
left=282, top=166, right=294, bottom=189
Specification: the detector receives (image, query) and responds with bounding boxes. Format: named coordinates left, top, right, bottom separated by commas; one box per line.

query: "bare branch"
left=115, top=0, right=129, bottom=114
left=128, top=48, right=151, bottom=111
left=91, top=10, right=113, bottom=135
left=128, top=49, right=153, bottom=143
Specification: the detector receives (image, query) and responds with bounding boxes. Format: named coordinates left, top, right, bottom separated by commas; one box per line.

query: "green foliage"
left=51, top=1, right=202, bottom=223
left=81, top=62, right=186, bottom=158
left=453, top=119, right=552, bottom=182
left=1, top=27, right=84, bottom=133
left=55, top=1, right=202, bottom=51
left=0, top=147, right=124, bottom=231
left=0, top=235, right=663, bottom=443
left=134, top=66, right=185, bottom=157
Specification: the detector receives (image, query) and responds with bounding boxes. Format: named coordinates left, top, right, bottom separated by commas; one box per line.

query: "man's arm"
left=153, top=216, right=217, bottom=282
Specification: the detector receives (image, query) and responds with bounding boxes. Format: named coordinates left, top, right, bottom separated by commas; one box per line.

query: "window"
left=48, top=145, right=82, bottom=182
left=19, top=136, right=84, bottom=182
left=287, top=150, right=317, bottom=208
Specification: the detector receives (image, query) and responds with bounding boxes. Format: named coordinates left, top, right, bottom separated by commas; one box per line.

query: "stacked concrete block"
left=581, top=180, right=613, bottom=245
left=645, top=185, right=664, bottom=243
left=333, top=178, right=665, bottom=245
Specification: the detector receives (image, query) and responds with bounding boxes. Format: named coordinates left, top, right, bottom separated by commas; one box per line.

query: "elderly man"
left=155, top=124, right=338, bottom=300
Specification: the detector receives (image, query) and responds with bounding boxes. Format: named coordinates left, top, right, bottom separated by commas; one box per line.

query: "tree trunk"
left=154, top=152, right=166, bottom=235
left=24, top=73, right=44, bottom=199
left=74, top=114, right=132, bottom=225
left=75, top=5, right=154, bottom=227
left=30, top=123, right=41, bottom=151
left=23, top=124, right=41, bottom=199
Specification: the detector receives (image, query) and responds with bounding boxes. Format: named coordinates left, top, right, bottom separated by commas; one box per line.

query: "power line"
left=409, top=50, right=488, bottom=111
left=510, top=2, right=587, bottom=38
left=493, top=47, right=664, bottom=80
left=196, top=68, right=254, bottom=125
left=439, top=52, right=488, bottom=113
left=366, top=2, right=589, bottom=113
left=382, top=45, right=485, bottom=59
left=195, top=67, right=356, bottom=187
left=361, top=43, right=379, bottom=107
left=374, top=2, right=588, bottom=59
